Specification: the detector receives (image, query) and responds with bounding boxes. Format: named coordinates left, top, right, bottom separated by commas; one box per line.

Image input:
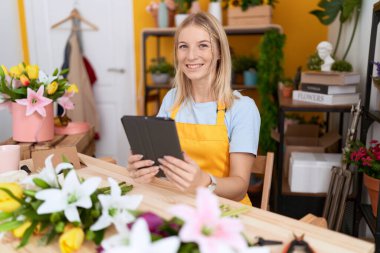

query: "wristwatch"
left=207, top=173, right=217, bottom=192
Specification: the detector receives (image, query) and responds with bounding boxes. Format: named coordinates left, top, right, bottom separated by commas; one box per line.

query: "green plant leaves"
left=310, top=0, right=344, bottom=25
left=342, top=0, right=361, bottom=22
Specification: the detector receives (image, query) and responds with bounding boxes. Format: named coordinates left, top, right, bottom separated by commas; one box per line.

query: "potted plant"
left=232, top=55, right=257, bottom=86
left=226, top=0, right=276, bottom=26
left=0, top=63, right=78, bottom=142
left=372, top=61, right=380, bottom=89
left=345, top=140, right=380, bottom=216
left=148, top=57, right=174, bottom=84
left=281, top=78, right=294, bottom=98
left=174, top=0, right=193, bottom=26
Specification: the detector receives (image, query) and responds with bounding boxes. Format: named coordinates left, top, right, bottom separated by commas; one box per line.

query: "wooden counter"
left=0, top=154, right=374, bottom=253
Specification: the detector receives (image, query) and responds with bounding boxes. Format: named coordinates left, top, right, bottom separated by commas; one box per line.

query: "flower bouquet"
left=0, top=154, right=137, bottom=253
left=345, top=140, right=380, bottom=216
left=0, top=63, right=78, bottom=142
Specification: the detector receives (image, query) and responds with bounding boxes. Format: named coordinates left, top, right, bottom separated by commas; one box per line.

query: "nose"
left=187, top=46, right=198, bottom=60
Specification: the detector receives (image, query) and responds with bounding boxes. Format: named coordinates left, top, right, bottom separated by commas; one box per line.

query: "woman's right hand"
left=127, top=154, right=160, bottom=183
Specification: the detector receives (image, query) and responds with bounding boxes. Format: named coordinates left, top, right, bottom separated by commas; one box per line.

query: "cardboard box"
left=227, top=5, right=272, bottom=26
left=289, top=152, right=342, bottom=193
left=272, top=124, right=341, bottom=178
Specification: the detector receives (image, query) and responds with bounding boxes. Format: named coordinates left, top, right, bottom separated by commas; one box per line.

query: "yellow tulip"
left=1, top=65, right=9, bottom=76
left=263, top=0, right=269, bottom=4
left=20, top=75, right=30, bottom=86
left=26, top=65, right=39, bottom=79
left=9, top=66, right=22, bottom=78
left=12, top=221, right=31, bottom=238
left=47, top=81, right=59, bottom=95
left=0, top=182, right=23, bottom=212
left=17, top=63, right=25, bottom=73
left=67, top=84, right=79, bottom=94
left=59, top=226, right=85, bottom=253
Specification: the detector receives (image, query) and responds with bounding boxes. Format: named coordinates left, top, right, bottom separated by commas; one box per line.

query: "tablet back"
left=121, top=116, right=183, bottom=176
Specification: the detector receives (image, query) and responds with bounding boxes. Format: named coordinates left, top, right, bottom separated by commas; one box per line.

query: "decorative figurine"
left=317, top=41, right=335, bottom=72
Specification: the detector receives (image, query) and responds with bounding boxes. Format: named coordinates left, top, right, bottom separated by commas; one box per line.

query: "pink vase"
left=11, top=102, right=54, bottom=142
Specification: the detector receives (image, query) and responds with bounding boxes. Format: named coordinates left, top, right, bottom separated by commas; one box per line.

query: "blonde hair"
left=172, top=12, right=234, bottom=110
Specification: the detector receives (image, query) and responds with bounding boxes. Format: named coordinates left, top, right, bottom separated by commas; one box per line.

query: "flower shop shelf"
left=275, top=94, right=352, bottom=219
left=0, top=127, right=95, bottom=160
left=0, top=154, right=373, bottom=253
left=353, top=1, right=380, bottom=250
left=142, top=25, right=282, bottom=115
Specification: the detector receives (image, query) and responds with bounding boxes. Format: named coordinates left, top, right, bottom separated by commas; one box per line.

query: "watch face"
left=208, top=184, right=216, bottom=192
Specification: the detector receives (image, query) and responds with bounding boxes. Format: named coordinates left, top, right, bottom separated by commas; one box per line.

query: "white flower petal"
left=63, top=170, right=80, bottom=190
left=98, top=195, right=113, bottom=209
left=129, top=219, right=151, bottom=248
left=108, top=178, right=121, bottom=197
left=90, top=214, right=113, bottom=231
left=81, top=177, right=101, bottom=195
left=75, top=196, right=92, bottom=208
left=64, top=206, right=80, bottom=222
left=44, top=154, right=54, bottom=170
left=55, top=162, right=74, bottom=173
left=121, top=195, right=143, bottom=210
left=151, top=236, right=180, bottom=253
left=35, top=189, right=62, bottom=201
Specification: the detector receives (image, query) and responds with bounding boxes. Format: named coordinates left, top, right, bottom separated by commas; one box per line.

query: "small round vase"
left=158, top=2, right=168, bottom=28
left=208, top=2, right=222, bottom=23
left=11, top=102, right=54, bottom=142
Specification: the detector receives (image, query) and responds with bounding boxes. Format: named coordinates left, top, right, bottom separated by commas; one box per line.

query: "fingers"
left=134, top=168, right=160, bottom=184
left=160, top=165, right=189, bottom=191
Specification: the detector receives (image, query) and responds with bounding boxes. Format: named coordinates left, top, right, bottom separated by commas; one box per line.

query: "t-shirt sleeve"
left=157, top=89, right=176, bottom=118
left=229, top=96, right=261, bottom=155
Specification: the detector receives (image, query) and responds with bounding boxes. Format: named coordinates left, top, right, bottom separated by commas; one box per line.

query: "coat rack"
left=51, top=8, right=98, bottom=31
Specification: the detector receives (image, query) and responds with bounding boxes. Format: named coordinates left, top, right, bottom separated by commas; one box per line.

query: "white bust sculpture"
left=317, top=41, right=335, bottom=72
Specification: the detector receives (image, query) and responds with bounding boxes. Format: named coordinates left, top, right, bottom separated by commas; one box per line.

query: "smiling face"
left=176, top=25, right=219, bottom=86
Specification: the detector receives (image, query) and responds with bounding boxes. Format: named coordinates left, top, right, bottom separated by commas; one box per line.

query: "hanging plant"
left=257, top=30, right=286, bottom=154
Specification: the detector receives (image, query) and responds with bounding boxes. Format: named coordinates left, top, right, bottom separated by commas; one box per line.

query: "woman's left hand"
left=158, top=153, right=209, bottom=192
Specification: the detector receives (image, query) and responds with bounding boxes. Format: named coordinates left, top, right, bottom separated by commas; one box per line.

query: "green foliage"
left=281, top=78, right=294, bottom=88
left=331, top=60, right=353, bottom=72
left=226, top=0, right=277, bottom=11
left=232, top=55, right=257, bottom=74
left=174, top=0, right=193, bottom=14
left=148, top=57, right=175, bottom=76
left=257, top=30, right=285, bottom=154
left=307, top=53, right=323, bottom=71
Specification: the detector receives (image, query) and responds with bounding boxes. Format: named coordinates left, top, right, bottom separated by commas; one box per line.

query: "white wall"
left=0, top=0, right=23, bottom=142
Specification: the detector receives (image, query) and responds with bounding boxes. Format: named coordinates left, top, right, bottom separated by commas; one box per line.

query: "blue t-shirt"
left=157, top=89, right=260, bottom=155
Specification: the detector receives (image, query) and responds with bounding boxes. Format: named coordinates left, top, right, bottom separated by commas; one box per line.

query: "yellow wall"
left=133, top=0, right=327, bottom=115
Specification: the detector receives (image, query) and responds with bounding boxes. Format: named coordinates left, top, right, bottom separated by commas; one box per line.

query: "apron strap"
left=170, top=102, right=226, bottom=125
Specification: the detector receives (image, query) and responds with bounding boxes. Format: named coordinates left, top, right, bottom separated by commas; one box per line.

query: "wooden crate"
left=0, top=127, right=95, bottom=160
left=227, top=5, right=272, bottom=26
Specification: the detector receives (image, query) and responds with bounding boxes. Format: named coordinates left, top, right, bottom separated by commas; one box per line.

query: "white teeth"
left=186, top=64, right=203, bottom=69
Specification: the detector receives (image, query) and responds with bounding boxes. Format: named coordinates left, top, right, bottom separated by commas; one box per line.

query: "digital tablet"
left=121, top=116, right=183, bottom=177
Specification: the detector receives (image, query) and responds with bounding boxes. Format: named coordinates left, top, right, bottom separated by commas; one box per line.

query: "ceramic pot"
left=12, top=102, right=54, bottom=142
left=243, top=70, right=257, bottom=86
left=152, top=73, right=170, bottom=84
left=158, top=2, right=168, bottom=28
left=208, top=2, right=222, bottom=23
left=363, top=173, right=380, bottom=217
left=282, top=86, right=294, bottom=98
left=373, top=76, right=380, bottom=89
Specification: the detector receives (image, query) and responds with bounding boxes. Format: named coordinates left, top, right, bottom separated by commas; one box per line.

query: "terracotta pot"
left=11, top=102, right=54, bottom=142
left=282, top=86, right=293, bottom=98
left=363, top=173, right=380, bottom=217
left=373, top=76, right=380, bottom=89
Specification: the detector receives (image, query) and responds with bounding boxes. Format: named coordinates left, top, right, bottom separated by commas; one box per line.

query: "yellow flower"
left=263, top=0, right=269, bottom=4
left=26, top=65, right=39, bottom=79
left=59, top=226, right=85, bottom=253
left=0, top=182, right=23, bottom=212
left=12, top=221, right=31, bottom=238
left=9, top=66, right=22, bottom=78
left=47, top=81, right=59, bottom=95
left=1, top=65, right=9, bottom=76
left=67, top=84, right=79, bottom=94
left=20, top=75, right=30, bottom=86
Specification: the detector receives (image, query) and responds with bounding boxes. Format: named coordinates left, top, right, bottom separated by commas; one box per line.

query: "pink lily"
left=170, top=188, right=247, bottom=253
left=15, top=86, right=52, bottom=117
left=57, top=91, right=75, bottom=116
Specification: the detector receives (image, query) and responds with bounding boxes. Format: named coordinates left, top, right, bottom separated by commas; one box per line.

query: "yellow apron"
left=171, top=103, right=252, bottom=206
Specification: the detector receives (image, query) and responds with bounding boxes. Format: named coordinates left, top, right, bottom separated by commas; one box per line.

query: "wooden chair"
left=247, top=152, right=274, bottom=211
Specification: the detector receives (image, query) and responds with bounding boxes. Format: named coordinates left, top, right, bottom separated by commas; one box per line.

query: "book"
left=292, top=90, right=360, bottom=105
left=301, top=71, right=360, bottom=85
left=301, top=83, right=357, bottom=95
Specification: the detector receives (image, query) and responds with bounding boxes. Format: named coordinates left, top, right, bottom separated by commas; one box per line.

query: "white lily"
left=22, top=154, right=73, bottom=188
left=38, top=70, right=57, bottom=85
left=90, top=178, right=143, bottom=231
left=101, top=218, right=180, bottom=253
left=35, top=170, right=101, bottom=222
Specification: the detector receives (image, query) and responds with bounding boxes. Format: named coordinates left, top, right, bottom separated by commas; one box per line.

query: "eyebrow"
left=178, top=40, right=211, bottom=44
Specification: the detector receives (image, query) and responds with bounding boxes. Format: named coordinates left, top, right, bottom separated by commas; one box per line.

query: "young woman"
left=127, top=12, right=260, bottom=205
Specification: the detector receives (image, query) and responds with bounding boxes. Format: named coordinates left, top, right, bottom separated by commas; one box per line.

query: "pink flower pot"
left=11, top=102, right=54, bottom=142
